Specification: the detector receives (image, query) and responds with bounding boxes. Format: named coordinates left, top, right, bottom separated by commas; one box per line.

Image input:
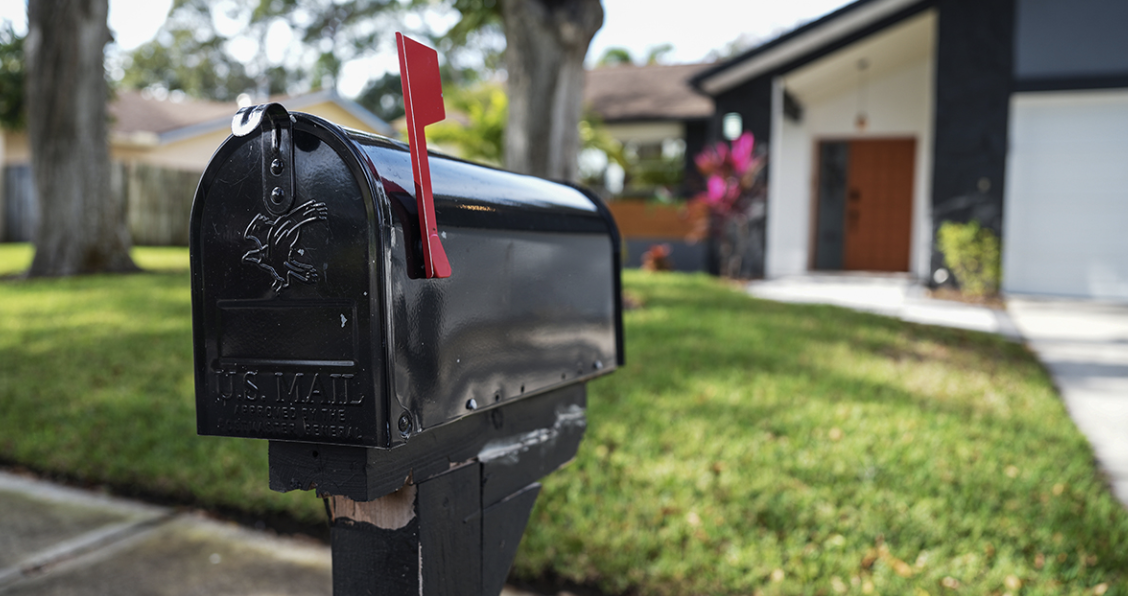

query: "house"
left=691, top=0, right=1128, bottom=300
left=0, top=89, right=392, bottom=244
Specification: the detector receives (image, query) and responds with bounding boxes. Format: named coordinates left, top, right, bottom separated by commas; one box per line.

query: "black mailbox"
left=191, top=104, right=622, bottom=451
left=192, top=35, right=621, bottom=595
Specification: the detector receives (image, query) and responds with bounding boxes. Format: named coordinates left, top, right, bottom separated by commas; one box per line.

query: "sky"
left=0, top=0, right=854, bottom=97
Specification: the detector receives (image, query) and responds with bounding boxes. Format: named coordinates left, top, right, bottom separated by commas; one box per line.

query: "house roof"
left=692, top=0, right=928, bottom=95
left=108, top=89, right=393, bottom=146
left=109, top=91, right=237, bottom=137
left=584, top=62, right=715, bottom=123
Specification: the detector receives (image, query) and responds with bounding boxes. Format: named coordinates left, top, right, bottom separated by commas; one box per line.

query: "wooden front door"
left=814, top=139, right=915, bottom=272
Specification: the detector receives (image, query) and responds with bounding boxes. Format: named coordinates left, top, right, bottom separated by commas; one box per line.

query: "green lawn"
left=1, top=243, right=1126, bottom=595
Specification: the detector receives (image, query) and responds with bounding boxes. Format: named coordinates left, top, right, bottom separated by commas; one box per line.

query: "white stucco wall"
left=767, top=78, right=813, bottom=276
left=604, top=122, right=686, bottom=146
left=1004, top=89, right=1128, bottom=300
left=767, top=54, right=935, bottom=278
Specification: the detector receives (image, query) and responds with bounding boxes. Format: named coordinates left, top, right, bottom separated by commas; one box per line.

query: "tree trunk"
left=25, top=0, right=137, bottom=276
left=500, top=0, right=602, bottom=182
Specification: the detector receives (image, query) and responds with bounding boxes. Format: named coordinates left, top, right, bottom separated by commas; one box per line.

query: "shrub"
left=937, top=220, right=1001, bottom=297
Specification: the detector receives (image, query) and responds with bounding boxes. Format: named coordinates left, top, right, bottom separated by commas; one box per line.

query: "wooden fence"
left=2, top=165, right=36, bottom=243
left=121, top=163, right=201, bottom=246
left=0, top=162, right=202, bottom=246
left=605, top=199, right=705, bottom=239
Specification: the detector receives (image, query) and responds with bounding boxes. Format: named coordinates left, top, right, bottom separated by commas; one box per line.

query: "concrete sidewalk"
left=0, top=471, right=333, bottom=595
left=748, top=274, right=1128, bottom=508
left=0, top=471, right=546, bottom=595
left=747, top=273, right=1021, bottom=338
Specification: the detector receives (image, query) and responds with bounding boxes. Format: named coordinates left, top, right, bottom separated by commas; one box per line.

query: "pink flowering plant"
left=693, top=132, right=763, bottom=214
left=690, top=132, right=768, bottom=277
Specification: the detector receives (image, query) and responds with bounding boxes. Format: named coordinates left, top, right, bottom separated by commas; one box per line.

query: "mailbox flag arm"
left=397, top=32, right=452, bottom=279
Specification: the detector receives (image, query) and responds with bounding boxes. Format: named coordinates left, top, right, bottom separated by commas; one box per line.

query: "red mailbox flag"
left=396, top=32, right=452, bottom=279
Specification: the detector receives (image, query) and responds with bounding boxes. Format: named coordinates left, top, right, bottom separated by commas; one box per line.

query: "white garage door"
left=1004, top=90, right=1128, bottom=299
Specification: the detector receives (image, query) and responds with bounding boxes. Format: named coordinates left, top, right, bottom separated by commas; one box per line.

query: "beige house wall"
left=2, top=131, right=30, bottom=165
left=297, top=101, right=380, bottom=133
left=114, top=129, right=230, bottom=171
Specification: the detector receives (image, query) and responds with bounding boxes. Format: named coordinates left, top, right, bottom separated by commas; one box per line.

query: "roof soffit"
left=697, top=0, right=927, bottom=95
left=783, top=10, right=935, bottom=104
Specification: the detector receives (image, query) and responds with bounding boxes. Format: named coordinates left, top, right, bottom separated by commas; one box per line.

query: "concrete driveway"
left=1008, top=297, right=1128, bottom=506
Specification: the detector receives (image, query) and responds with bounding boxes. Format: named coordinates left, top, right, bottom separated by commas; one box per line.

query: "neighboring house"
left=0, top=89, right=391, bottom=244
left=692, top=0, right=1128, bottom=300
left=584, top=62, right=717, bottom=272
left=584, top=62, right=715, bottom=198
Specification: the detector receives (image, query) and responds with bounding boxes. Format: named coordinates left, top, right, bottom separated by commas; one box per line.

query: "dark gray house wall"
left=710, top=78, right=774, bottom=150
left=682, top=118, right=709, bottom=195
left=927, top=0, right=1015, bottom=282
left=928, top=0, right=1014, bottom=241
left=1015, top=0, right=1128, bottom=86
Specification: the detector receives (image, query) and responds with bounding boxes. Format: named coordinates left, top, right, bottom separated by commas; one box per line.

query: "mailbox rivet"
left=270, top=187, right=285, bottom=205
left=397, top=413, right=413, bottom=435
left=466, top=398, right=478, bottom=410
left=270, top=158, right=285, bottom=176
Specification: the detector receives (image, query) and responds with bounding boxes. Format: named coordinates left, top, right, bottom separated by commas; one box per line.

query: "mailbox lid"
left=346, top=129, right=623, bottom=442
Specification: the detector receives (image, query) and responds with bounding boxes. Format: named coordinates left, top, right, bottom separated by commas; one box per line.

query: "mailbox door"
left=191, top=115, right=390, bottom=447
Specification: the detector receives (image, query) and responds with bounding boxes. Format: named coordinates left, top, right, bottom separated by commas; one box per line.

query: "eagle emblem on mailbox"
left=242, top=200, right=329, bottom=292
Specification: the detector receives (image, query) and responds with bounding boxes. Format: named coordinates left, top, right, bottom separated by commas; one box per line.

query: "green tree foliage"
left=355, top=72, right=404, bottom=123
left=418, top=0, right=505, bottom=88
left=0, top=22, right=24, bottom=130
left=596, top=46, right=632, bottom=67
left=937, top=219, right=1002, bottom=297
left=644, top=43, right=673, bottom=64
left=427, top=82, right=506, bottom=166
left=596, top=43, right=673, bottom=68
left=122, top=0, right=400, bottom=101
left=121, top=0, right=280, bottom=100
left=438, top=0, right=501, bottom=47
left=123, top=33, right=266, bottom=101
left=250, top=0, right=397, bottom=90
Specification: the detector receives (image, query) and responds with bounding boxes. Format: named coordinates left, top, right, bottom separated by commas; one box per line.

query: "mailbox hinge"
left=232, top=103, right=296, bottom=216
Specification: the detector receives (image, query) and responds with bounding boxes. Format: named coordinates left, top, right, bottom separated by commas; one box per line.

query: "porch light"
left=723, top=112, right=743, bottom=140
left=855, top=58, right=869, bottom=133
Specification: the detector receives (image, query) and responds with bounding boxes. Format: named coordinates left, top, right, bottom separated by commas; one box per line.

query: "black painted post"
left=327, top=462, right=541, bottom=596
